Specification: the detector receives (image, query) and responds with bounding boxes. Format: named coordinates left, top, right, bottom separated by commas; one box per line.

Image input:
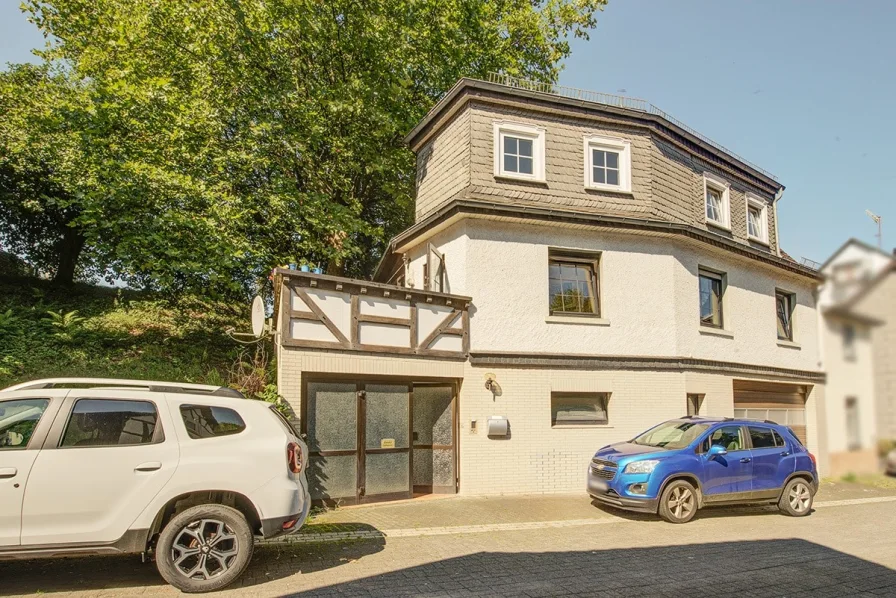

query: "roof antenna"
left=865, top=210, right=882, bottom=249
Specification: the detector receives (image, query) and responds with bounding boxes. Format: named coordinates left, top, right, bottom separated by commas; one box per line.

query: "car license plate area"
left=589, top=478, right=608, bottom=493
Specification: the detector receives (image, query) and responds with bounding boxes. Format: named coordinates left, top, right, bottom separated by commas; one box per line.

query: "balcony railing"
left=274, top=269, right=471, bottom=359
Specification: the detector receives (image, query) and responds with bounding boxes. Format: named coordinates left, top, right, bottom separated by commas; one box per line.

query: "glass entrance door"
left=304, top=380, right=413, bottom=504
left=412, top=384, right=457, bottom=494
left=305, top=382, right=359, bottom=504
left=361, top=384, right=412, bottom=502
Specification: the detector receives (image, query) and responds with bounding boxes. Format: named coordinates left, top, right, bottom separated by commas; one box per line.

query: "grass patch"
left=0, top=275, right=247, bottom=388
left=850, top=473, right=896, bottom=490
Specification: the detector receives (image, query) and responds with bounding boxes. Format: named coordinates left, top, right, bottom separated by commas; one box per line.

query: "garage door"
left=733, top=380, right=808, bottom=444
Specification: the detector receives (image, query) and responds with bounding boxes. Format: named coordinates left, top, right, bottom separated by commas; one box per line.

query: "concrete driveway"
left=2, top=482, right=895, bottom=597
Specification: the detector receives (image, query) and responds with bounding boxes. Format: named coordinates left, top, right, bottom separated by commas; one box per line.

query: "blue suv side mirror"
left=706, top=444, right=728, bottom=460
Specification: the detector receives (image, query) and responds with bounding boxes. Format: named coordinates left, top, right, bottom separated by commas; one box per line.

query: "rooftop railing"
left=486, top=72, right=777, bottom=182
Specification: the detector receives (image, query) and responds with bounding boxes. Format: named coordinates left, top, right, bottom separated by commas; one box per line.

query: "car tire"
left=778, top=478, right=814, bottom=517
left=155, top=504, right=254, bottom=593
left=658, top=480, right=698, bottom=524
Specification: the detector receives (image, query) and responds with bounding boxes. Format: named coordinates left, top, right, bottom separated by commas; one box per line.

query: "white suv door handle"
left=135, top=462, right=162, bottom=472
left=0, top=467, right=17, bottom=479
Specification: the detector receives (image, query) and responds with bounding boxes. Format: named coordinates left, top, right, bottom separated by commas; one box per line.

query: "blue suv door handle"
left=739, top=457, right=752, bottom=463
left=780, top=451, right=791, bottom=457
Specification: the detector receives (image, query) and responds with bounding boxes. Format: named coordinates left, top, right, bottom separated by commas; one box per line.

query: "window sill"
left=705, top=219, right=732, bottom=233
left=546, top=315, right=610, bottom=326
left=551, top=424, right=613, bottom=429
left=494, top=173, right=547, bottom=185
left=699, top=327, right=734, bottom=339
left=748, top=235, right=770, bottom=247
left=777, top=339, right=801, bottom=349
left=584, top=184, right=633, bottom=196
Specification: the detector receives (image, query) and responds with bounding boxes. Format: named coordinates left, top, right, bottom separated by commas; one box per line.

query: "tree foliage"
left=3, top=0, right=606, bottom=295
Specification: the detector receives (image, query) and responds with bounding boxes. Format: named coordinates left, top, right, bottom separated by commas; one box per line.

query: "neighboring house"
left=273, top=76, right=826, bottom=505
left=818, top=239, right=896, bottom=475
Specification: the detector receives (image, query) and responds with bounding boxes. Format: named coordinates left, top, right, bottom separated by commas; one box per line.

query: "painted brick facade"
left=275, top=347, right=825, bottom=495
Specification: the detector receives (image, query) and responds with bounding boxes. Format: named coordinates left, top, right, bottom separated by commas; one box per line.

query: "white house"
left=274, top=76, right=827, bottom=504
left=817, top=238, right=895, bottom=475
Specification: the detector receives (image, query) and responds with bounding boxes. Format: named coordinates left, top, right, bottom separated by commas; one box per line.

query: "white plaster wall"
left=415, top=219, right=821, bottom=372
left=671, top=242, right=821, bottom=370
left=406, top=222, right=469, bottom=295
left=821, top=317, right=877, bottom=455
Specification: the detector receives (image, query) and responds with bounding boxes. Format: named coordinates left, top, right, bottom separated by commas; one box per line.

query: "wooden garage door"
left=733, top=380, right=808, bottom=443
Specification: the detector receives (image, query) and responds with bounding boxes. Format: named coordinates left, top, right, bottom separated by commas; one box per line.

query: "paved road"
left=2, top=497, right=895, bottom=597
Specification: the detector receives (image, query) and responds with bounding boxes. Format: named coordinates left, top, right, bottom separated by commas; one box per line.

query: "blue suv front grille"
left=590, top=458, right=617, bottom=480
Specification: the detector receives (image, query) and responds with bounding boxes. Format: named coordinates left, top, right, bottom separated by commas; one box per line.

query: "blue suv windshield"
left=631, top=421, right=710, bottom=450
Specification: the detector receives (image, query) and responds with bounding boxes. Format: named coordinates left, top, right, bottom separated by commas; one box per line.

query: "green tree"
left=7, top=0, right=605, bottom=293
left=0, top=64, right=95, bottom=284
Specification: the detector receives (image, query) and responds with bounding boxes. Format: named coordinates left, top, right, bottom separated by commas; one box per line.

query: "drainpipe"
left=772, top=186, right=784, bottom=257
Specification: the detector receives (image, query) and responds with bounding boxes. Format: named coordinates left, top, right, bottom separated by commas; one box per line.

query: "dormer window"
left=703, top=173, right=730, bottom=230
left=493, top=122, right=545, bottom=182
left=746, top=193, right=769, bottom=244
left=504, top=136, right=533, bottom=175
left=584, top=135, right=631, bottom=192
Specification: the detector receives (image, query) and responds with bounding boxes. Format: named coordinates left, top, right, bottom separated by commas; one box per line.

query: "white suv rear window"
left=180, top=405, right=246, bottom=439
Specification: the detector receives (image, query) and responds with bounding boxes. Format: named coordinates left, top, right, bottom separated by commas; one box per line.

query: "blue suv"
left=587, top=416, right=818, bottom=523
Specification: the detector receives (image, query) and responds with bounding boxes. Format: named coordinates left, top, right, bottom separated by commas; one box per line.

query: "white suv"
left=0, top=378, right=311, bottom=593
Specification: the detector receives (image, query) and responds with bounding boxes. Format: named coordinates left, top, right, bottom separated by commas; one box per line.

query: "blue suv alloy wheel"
left=587, top=416, right=818, bottom=523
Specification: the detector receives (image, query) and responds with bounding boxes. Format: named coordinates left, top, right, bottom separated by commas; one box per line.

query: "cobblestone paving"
left=2, top=483, right=895, bottom=598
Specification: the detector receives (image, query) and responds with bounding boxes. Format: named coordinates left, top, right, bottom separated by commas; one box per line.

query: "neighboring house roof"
left=406, top=76, right=784, bottom=193
left=373, top=198, right=824, bottom=283
left=830, top=260, right=896, bottom=313
left=819, top=237, right=895, bottom=272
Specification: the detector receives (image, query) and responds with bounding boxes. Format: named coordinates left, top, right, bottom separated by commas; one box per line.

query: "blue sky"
left=560, top=0, right=894, bottom=262
left=2, top=1, right=893, bottom=262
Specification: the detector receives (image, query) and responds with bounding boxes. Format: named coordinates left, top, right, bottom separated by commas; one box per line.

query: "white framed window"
left=583, top=135, right=631, bottom=192
left=493, top=122, right=545, bottom=182
left=746, top=193, right=769, bottom=244
left=703, top=173, right=730, bottom=230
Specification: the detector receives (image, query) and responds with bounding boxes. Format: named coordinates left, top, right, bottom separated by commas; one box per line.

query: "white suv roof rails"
left=1, top=378, right=245, bottom=398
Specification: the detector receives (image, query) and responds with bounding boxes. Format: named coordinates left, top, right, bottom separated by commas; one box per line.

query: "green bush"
left=0, top=276, right=247, bottom=389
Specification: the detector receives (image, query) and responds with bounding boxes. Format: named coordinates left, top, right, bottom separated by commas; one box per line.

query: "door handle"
left=135, top=462, right=162, bottom=472
left=739, top=458, right=752, bottom=464
left=0, top=467, right=17, bottom=479
left=780, top=451, right=791, bottom=457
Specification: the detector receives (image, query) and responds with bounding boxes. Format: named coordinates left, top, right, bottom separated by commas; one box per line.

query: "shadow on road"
left=0, top=524, right=386, bottom=595
left=283, top=538, right=896, bottom=597
left=590, top=499, right=800, bottom=522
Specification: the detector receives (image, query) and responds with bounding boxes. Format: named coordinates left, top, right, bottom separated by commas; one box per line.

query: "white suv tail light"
left=287, top=442, right=303, bottom=474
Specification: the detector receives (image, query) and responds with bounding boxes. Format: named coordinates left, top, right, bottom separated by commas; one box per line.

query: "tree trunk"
left=53, top=227, right=85, bottom=286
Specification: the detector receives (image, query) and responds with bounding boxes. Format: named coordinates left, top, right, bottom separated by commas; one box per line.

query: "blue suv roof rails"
left=737, top=417, right=781, bottom=425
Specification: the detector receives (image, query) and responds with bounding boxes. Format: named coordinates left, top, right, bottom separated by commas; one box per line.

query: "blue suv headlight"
left=624, top=459, right=660, bottom=474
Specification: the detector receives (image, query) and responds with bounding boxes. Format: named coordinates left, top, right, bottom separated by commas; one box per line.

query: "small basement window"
left=551, top=392, right=609, bottom=426
left=493, top=122, right=545, bottom=182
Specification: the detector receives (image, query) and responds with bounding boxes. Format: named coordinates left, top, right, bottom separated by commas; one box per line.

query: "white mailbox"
left=487, top=416, right=509, bottom=437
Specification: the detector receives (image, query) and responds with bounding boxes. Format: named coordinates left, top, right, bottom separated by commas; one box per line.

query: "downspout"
left=772, top=186, right=784, bottom=257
